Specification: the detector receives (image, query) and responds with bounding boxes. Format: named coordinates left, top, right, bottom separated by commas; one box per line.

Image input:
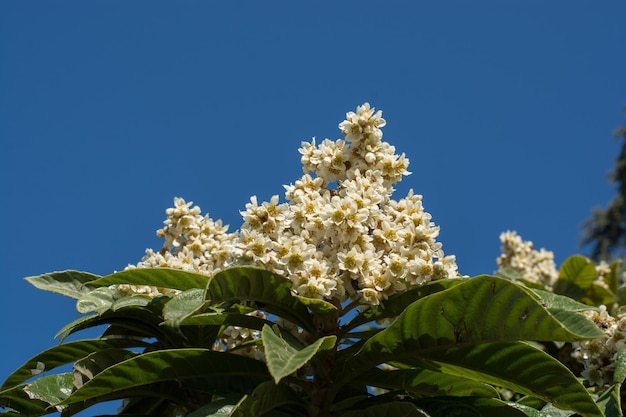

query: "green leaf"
left=614, top=348, right=626, bottom=384
left=350, top=276, right=602, bottom=368
left=116, top=395, right=184, bottom=417
left=55, top=298, right=173, bottom=343
left=162, top=288, right=205, bottom=326
left=515, top=396, right=546, bottom=409
left=262, top=324, right=336, bottom=384
left=597, top=385, right=623, bottom=417
left=73, top=349, right=139, bottom=388
left=186, top=396, right=242, bottom=417
left=63, top=381, right=187, bottom=417
left=181, top=311, right=271, bottom=330
left=497, top=267, right=550, bottom=290
left=558, top=255, right=597, bottom=287
left=581, top=282, right=617, bottom=307
left=341, top=402, right=429, bottom=417
left=547, top=309, right=605, bottom=338
left=358, top=367, right=498, bottom=398
left=606, top=260, right=622, bottom=294
left=60, top=349, right=270, bottom=405
left=596, top=348, right=626, bottom=417
left=415, top=342, right=601, bottom=417
left=183, top=373, right=266, bottom=397
left=554, top=255, right=597, bottom=300
left=501, top=403, right=562, bottom=417
left=294, top=295, right=338, bottom=318
left=54, top=314, right=98, bottom=341
left=618, top=284, right=626, bottom=308
left=178, top=310, right=271, bottom=350
left=536, top=403, right=577, bottom=417
left=414, top=397, right=532, bottom=417
left=76, top=286, right=117, bottom=314
left=25, top=270, right=101, bottom=299
left=207, top=266, right=317, bottom=334
left=496, top=267, right=525, bottom=281
left=88, top=268, right=209, bottom=291
left=24, top=373, right=73, bottom=409
left=57, top=299, right=184, bottom=346
left=332, top=394, right=371, bottom=413
left=342, top=278, right=464, bottom=334
left=0, top=383, right=52, bottom=417
left=230, top=381, right=305, bottom=417
left=2, top=338, right=146, bottom=390
left=111, top=294, right=153, bottom=311
left=531, top=289, right=597, bottom=312
left=341, top=276, right=603, bottom=417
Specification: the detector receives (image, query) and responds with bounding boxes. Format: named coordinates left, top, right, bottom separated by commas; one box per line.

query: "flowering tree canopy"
left=1, top=104, right=624, bottom=417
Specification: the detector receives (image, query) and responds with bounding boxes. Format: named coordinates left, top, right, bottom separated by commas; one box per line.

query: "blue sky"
left=1, top=2, right=625, bottom=415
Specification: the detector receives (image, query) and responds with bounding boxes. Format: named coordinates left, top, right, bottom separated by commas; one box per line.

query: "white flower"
left=239, top=228, right=273, bottom=264
left=337, top=246, right=366, bottom=275
left=581, top=364, right=606, bottom=387
left=276, top=235, right=316, bottom=274
left=240, top=195, right=288, bottom=237
left=338, top=102, right=386, bottom=145
left=360, top=287, right=383, bottom=306
left=572, top=306, right=626, bottom=387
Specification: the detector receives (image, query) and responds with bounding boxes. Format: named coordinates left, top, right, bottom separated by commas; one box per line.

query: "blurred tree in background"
left=582, top=107, right=626, bottom=261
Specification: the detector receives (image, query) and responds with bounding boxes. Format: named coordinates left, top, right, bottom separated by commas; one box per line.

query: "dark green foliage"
left=0, top=266, right=607, bottom=417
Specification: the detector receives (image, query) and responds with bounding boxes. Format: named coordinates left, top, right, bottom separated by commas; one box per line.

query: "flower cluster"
left=213, top=311, right=267, bottom=361
left=111, top=284, right=179, bottom=298
left=140, top=197, right=239, bottom=274
left=496, top=231, right=558, bottom=288
left=124, top=197, right=240, bottom=297
left=594, top=261, right=614, bottom=292
left=571, top=306, right=626, bottom=387
left=129, top=103, right=458, bottom=306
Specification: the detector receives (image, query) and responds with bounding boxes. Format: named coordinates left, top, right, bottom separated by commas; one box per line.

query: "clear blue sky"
left=1, top=2, right=625, bottom=415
